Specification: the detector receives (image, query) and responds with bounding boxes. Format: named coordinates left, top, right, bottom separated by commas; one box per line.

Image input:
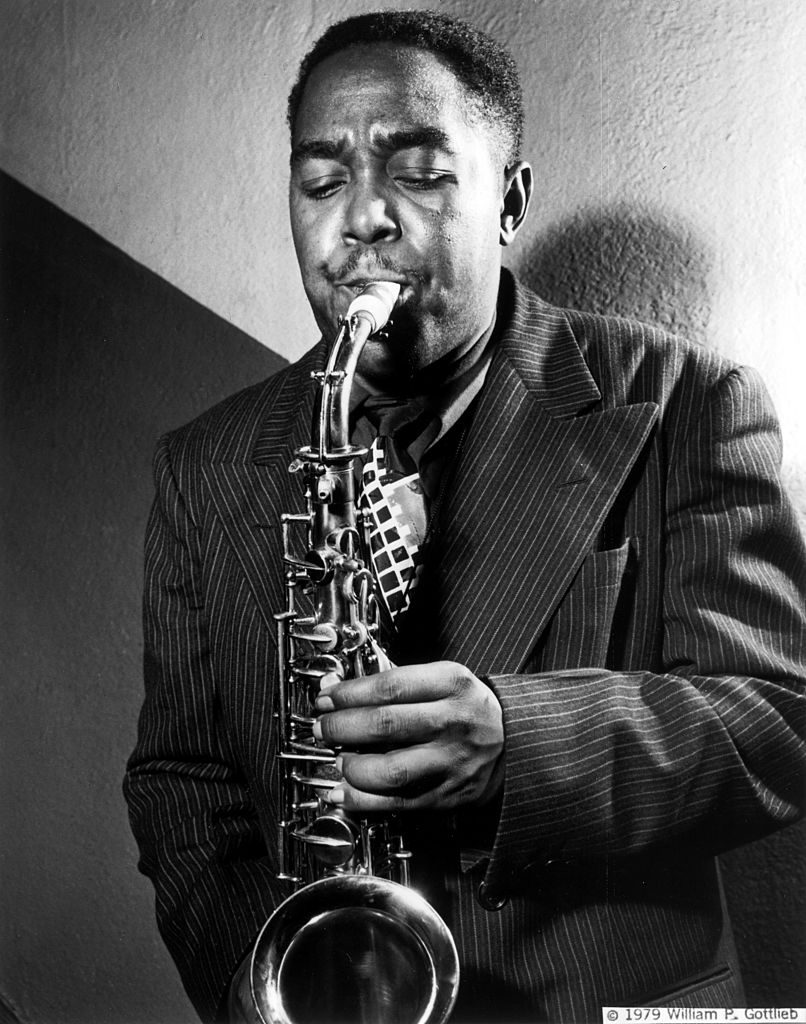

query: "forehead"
left=293, top=44, right=480, bottom=144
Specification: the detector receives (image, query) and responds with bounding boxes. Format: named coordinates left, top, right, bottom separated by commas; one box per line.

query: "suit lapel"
left=200, top=278, right=658, bottom=676
left=405, top=278, right=659, bottom=675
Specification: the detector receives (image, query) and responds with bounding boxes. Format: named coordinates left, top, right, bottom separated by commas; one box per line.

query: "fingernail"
left=312, top=720, right=322, bottom=740
left=320, top=672, right=340, bottom=691
left=334, top=754, right=343, bottom=774
left=328, top=787, right=344, bottom=805
left=315, top=694, right=334, bottom=712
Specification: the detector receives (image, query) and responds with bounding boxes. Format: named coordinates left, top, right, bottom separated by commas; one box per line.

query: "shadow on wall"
left=522, top=202, right=806, bottom=536
left=518, top=202, right=714, bottom=344
left=519, top=201, right=806, bottom=1006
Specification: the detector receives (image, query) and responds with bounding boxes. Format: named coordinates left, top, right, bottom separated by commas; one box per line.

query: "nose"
left=342, top=177, right=401, bottom=246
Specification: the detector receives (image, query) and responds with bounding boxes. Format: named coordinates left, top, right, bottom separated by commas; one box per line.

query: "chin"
left=353, top=305, right=440, bottom=390
left=380, top=307, right=427, bottom=354
left=358, top=341, right=412, bottom=383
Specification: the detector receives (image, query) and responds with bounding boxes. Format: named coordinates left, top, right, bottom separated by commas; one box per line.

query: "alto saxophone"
left=235, top=282, right=460, bottom=1024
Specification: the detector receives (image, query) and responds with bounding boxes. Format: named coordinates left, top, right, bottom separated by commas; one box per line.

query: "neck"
left=356, top=312, right=497, bottom=400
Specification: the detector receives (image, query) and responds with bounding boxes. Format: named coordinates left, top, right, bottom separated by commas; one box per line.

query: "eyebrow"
left=375, top=127, right=455, bottom=154
left=290, top=126, right=455, bottom=167
left=290, top=139, right=342, bottom=166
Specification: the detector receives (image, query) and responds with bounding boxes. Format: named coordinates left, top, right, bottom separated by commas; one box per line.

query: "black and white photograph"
left=1, top=2, right=804, bottom=1023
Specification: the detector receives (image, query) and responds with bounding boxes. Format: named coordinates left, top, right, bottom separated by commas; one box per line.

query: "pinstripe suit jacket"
left=125, top=272, right=806, bottom=1022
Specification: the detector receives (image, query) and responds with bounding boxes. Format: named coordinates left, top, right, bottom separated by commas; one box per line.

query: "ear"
left=499, top=161, right=533, bottom=246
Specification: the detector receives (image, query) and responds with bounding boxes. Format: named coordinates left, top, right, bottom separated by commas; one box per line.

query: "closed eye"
left=300, top=177, right=346, bottom=200
left=394, top=171, right=455, bottom=191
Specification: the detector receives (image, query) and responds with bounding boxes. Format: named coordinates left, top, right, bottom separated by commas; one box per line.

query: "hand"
left=312, top=661, right=504, bottom=812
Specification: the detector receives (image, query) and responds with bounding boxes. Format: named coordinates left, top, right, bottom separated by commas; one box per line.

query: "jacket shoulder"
left=507, top=275, right=746, bottom=415
left=153, top=343, right=321, bottom=492
left=548, top=304, right=772, bottom=453
left=561, top=306, right=739, bottom=402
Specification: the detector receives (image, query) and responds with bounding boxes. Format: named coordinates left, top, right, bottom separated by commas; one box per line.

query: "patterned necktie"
left=358, top=399, right=427, bottom=620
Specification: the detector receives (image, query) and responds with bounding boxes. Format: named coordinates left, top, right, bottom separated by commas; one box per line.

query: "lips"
left=334, top=278, right=414, bottom=317
left=337, top=277, right=409, bottom=294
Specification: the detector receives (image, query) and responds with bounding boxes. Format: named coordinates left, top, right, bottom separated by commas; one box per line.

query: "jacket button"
left=477, top=880, right=508, bottom=911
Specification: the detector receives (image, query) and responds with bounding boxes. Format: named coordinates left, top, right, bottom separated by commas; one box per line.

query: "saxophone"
left=234, top=282, right=460, bottom=1024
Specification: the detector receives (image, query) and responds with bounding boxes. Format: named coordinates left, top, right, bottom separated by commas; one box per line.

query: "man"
left=124, top=11, right=806, bottom=1023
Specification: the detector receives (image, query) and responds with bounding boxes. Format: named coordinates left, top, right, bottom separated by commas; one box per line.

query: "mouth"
left=334, top=278, right=415, bottom=315
left=338, top=276, right=407, bottom=293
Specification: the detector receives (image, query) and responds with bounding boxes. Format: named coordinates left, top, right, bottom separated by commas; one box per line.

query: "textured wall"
left=2, top=1, right=805, bottom=1022
left=1, top=0, right=804, bottom=501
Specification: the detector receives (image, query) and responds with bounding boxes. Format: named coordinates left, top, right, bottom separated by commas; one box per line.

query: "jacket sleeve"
left=482, top=365, right=806, bottom=893
left=123, top=436, right=284, bottom=1023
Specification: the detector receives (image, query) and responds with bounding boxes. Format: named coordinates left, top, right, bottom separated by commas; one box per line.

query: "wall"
left=0, top=172, right=282, bottom=1024
left=2, top=0, right=803, bottom=489
left=1, top=0, right=804, bottom=486
left=1, top=1, right=805, bottom=1021
left=1, top=2, right=805, bottom=440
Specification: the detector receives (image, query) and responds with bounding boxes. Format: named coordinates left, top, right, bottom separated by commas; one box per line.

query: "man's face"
left=289, top=44, right=520, bottom=388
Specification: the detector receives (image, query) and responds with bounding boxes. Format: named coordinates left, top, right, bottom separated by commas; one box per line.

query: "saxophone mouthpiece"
left=346, top=281, right=401, bottom=335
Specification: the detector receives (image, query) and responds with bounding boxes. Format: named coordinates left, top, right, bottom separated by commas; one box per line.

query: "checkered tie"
left=359, top=433, right=425, bottom=620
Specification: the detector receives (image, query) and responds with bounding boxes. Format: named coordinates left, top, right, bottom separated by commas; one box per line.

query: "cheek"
left=290, top=199, right=335, bottom=264
left=434, top=191, right=500, bottom=249
left=290, top=214, right=317, bottom=265
left=429, top=213, right=498, bottom=286
left=419, top=208, right=468, bottom=279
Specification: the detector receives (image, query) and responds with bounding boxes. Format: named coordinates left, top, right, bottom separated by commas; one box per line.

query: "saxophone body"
left=236, top=283, right=460, bottom=1024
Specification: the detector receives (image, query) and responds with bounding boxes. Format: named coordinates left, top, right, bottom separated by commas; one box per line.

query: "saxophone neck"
left=317, top=282, right=401, bottom=456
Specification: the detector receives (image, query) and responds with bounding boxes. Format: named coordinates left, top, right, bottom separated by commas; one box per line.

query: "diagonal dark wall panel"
left=0, top=171, right=285, bottom=1024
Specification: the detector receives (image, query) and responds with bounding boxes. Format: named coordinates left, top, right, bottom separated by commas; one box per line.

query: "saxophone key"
left=292, top=814, right=358, bottom=866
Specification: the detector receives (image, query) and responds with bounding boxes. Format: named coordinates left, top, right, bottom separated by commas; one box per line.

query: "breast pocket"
left=527, top=538, right=635, bottom=671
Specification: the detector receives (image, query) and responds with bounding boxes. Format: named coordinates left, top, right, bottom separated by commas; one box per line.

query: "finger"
left=319, top=671, right=341, bottom=692
left=313, top=702, right=443, bottom=748
left=314, top=662, right=463, bottom=712
left=325, top=771, right=449, bottom=813
left=326, top=785, right=434, bottom=813
left=338, top=746, right=447, bottom=796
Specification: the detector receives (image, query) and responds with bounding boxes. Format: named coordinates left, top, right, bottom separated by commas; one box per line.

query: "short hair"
left=287, top=10, right=524, bottom=165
